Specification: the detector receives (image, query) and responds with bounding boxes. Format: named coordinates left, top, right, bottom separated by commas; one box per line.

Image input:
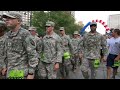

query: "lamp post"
left=48, top=11, right=50, bottom=21
left=44, top=11, right=51, bottom=22
left=30, top=11, right=32, bottom=26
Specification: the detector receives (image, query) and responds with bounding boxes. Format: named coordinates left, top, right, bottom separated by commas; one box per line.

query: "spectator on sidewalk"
left=106, top=29, right=120, bottom=79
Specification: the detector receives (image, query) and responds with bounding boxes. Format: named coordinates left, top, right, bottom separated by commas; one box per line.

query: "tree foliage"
left=32, top=11, right=83, bottom=36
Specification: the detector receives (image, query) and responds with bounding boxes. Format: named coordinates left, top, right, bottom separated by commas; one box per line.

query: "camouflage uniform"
left=0, top=35, right=6, bottom=68
left=2, top=12, right=39, bottom=79
left=28, top=27, right=42, bottom=59
left=34, top=35, right=42, bottom=57
left=28, top=26, right=42, bottom=79
left=0, top=20, right=6, bottom=79
left=59, top=27, right=74, bottom=79
left=37, top=21, right=62, bottom=79
left=71, top=31, right=81, bottom=70
left=78, top=31, right=108, bottom=79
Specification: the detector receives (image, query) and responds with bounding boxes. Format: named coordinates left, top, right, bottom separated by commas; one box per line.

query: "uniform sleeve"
left=58, top=36, right=64, bottom=54
left=78, top=37, right=84, bottom=54
left=101, top=35, right=108, bottom=56
left=36, top=39, right=43, bottom=57
left=24, top=35, right=39, bottom=74
left=1, top=42, right=7, bottom=69
left=1, top=56, right=6, bottom=69
left=68, top=37, right=75, bottom=55
left=1, top=37, right=7, bottom=69
left=1, top=60, right=6, bottom=69
left=56, top=38, right=63, bottom=63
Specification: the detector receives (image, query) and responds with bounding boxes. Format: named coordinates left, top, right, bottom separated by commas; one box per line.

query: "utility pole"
left=30, top=11, right=32, bottom=26
left=48, top=11, right=50, bottom=21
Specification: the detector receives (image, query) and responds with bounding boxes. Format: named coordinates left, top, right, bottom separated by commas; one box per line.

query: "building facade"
left=107, top=14, right=120, bottom=29
left=0, top=11, right=32, bottom=26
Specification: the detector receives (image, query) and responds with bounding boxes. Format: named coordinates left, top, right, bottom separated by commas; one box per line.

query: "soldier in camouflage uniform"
left=1, top=11, right=39, bottom=79
left=78, top=22, right=108, bottom=79
left=78, top=34, right=81, bottom=39
left=77, top=33, right=83, bottom=65
left=59, top=27, right=74, bottom=79
left=71, top=31, right=81, bottom=71
left=28, top=26, right=42, bottom=79
left=0, top=20, right=7, bottom=79
left=37, top=21, right=63, bottom=79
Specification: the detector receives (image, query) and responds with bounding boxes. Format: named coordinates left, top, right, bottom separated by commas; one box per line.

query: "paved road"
left=68, top=62, right=120, bottom=79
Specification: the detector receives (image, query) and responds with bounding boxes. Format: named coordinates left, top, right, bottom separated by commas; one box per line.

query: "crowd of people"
left=0, top=11, right=120, bottom=79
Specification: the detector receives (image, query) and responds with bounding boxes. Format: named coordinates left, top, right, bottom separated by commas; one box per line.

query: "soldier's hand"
left=27, top=74, right=34, bottom=79
left=74, top=53, right=79, bottom=57
left=79, top=53, right=83, bottom=59
left=114, top=56, right=120, bottom=61
left=1, top=68, right=7, bottom=76
left=54, top=63, right=59, bottom=71
left=102, top=56, right=107, bottom=62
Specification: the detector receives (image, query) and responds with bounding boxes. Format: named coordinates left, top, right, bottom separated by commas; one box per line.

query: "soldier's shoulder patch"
left=29, top=38, right=35, bottom=46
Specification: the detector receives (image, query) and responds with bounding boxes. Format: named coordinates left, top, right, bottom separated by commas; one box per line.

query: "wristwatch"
left=55, top=62, right=60, bottom=64
left=28, top=73, right=34, bottom=75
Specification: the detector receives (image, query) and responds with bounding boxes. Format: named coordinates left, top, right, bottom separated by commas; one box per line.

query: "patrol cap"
left=73, top=31, right=79, bottom=34
left=2, top=11, right=22, bottom=22
left=28, top=26, right=37, bottom=31
left=90, top=22, right=97, bottom=26
left=0, top=20, right=6, bottom=27
left=59, top=27, right=64, bottom=31
left=45, top=21, right=55, bottom=27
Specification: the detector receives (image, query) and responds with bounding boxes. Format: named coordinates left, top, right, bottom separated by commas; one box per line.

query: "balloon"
left=96, top=19, right=98, bottom=22
left=92, top=20, right=94, bottom=22
left=99, top=20, right=102, bottom=23
left=104, top=25, right=107, bottom=28
left=80, top=21, right=91, bottom=34
left=102, top=22, right=105, bottom=25
left=79, top=19, right=110, bottom=35
left=106, top=28, right=110, bottom=31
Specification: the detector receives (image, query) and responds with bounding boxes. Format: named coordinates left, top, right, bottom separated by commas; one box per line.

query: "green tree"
left=32, top=11, right=83, bottom=36
left=32, top=11, right=48, bottom=36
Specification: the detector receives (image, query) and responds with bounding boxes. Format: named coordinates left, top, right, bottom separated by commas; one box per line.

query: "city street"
left=68, top=62, right=120, bottom=79
left=1, top=11, right=120, bottom=80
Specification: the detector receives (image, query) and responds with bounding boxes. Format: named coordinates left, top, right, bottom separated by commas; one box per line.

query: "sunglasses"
left=45, top=26, right=51, bottom=28
left=60, top=30, right=64, bottom=31
left=29, top=30, right=35, bottom=31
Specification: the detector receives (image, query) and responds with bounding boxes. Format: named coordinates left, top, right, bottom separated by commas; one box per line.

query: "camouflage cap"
left=0, top=20, right=5, bottom=27
left=73, top=31, right=79, bottom=34
left=90, top=22, right=97, bottom=26
left=45, top=21, right=55, bottom=27
left=2, top=11, right=22, bottom=21
left=59, top=27, right=64, bottom=30
left=28, top=26, right=37, bottom=31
